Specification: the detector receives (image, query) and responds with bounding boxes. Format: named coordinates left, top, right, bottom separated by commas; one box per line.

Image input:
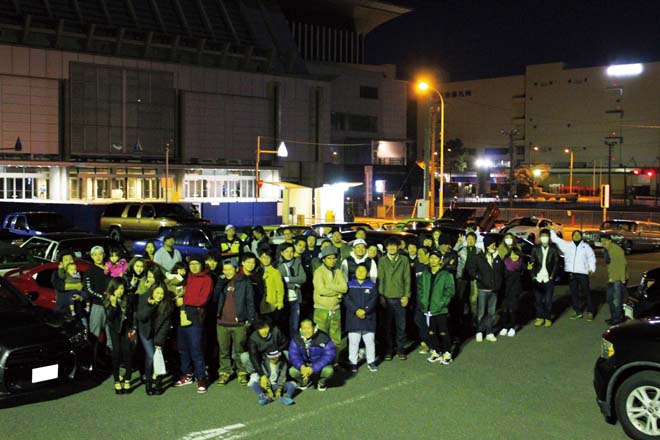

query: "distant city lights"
left=475, top=158, right=493, bottom=168
left=606, top=63, right=643, bottom=77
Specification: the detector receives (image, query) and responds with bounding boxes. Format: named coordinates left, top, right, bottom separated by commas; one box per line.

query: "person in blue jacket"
left=288, top=319, right=335, bottom=391
left=344, top=263, right=379, bottom=374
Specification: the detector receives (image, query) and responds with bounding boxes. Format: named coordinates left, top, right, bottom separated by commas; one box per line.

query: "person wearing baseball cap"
left=467, top=235, right=503, bottom=343
left=153, top=233, right=182, bottom=272
left=312, top=245, right=348, bottom=352
left=220, top=224, right=242, bottom=256
left=341, top=238, right=377, bottom=283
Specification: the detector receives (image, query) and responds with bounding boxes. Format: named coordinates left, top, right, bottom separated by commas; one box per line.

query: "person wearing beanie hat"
left=219, top=224, right=243, bottom=257
left=467, top=235, right=503, bottom=342
left=313, top=244, right=348, bottom=352
left=249, top=345, right=297, bottom=406
left=341, top=238, right=378, bottom=283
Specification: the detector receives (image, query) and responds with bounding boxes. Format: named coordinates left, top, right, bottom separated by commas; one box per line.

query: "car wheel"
left=109, top=227, right=122, bottom=242
left=615, top=371, right=660, bottom=440
left=625, top=240, right=633, bottom=255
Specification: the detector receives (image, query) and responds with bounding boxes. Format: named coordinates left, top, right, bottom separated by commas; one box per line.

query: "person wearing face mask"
left=528, top=229, right=561, bottom=327
left=550, top=229, right=597, bottom=321
left=467, top=236, right=503, bottom=342
left=497, top=233, right=521, bottom=260
left=455, top=232, right=482, bottom=336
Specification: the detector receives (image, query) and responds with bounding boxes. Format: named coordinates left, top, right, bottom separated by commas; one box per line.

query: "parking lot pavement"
left=1, top=252, right=656, bottom=440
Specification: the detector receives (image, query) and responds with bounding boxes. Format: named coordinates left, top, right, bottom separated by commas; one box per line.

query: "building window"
left=331, top=113, right=377, bottom=133
left=359, top=86, right=379, bottom=100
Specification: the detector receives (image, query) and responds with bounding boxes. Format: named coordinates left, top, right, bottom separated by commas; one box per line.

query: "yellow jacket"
left=261, top=265, right=285, bottom=314
left=313, top=264, right=348, bottom=311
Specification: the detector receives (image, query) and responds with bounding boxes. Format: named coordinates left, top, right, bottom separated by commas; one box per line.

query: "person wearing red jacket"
left=174, top=257, right=213, bottom=394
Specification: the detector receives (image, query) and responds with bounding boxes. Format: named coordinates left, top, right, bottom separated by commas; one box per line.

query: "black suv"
left=594, top=318, right=660, bottom=439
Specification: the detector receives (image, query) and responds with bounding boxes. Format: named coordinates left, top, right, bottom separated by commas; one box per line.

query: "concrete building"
left=0, top=0, right=410, bottom=216
left=431, top=61, right=660, bottom=196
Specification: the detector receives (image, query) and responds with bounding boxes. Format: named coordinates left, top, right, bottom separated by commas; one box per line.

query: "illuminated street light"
left=256, top=136, right=288, bottom=199
left=475, top=158, right=493, bottom=168
left=532, top=169, right=542, bottom=177
left=606, top=63, right=643, bottom=77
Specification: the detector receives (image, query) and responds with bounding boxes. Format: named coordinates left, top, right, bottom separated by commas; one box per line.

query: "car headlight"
left=600, top=338, right=615, bottom=358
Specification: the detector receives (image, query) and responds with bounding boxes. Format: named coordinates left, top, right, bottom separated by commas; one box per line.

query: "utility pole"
left=502, top=129, right=519, bottom=209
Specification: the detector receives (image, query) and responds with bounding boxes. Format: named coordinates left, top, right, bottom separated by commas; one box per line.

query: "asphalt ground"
left=1, top=250, right=655, bottom=440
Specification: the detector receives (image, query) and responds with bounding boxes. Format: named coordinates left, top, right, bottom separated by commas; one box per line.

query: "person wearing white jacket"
left=550, top=229, right=597, bottom=320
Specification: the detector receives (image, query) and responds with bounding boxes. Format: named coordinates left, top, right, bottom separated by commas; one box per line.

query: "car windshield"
left=508, top=218, right=537, bottom=227
left=154, top=204, right=193, bottom=218
left=27, top=213, right=70, bottom=230
left=602, top=221, right=633, bottom=232
left=0, top=281, right=30, bottom=307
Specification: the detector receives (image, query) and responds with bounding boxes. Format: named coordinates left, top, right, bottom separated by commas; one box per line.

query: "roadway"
left=0, top=250, right=656, bottom=440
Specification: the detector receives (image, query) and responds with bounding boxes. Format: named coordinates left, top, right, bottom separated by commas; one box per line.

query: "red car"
left=5, top=260, right=91, bottom=310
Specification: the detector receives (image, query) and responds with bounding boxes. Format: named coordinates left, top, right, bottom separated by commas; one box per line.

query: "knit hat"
left=429, top=249, right=442, bottom=259
left=188, top=255, right=203, bottom=265
left=484, top=235, right=497, bottom=248
left=321, top=246, right=338, bottom=259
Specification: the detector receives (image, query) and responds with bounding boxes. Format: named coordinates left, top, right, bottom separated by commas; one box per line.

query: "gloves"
left=260, top=375, right=270, bottom=389
left=266, top=387, right=275, bottom=399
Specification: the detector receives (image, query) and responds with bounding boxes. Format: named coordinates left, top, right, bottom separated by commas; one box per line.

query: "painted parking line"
left=181, top=424, right=246, bottom=440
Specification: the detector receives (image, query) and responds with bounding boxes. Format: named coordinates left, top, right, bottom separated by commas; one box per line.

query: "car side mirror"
left=27, top=291, right=39, bottom=302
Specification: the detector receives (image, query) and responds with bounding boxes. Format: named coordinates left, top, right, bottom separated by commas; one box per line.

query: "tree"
left=444, top=138, right=468, bottom=173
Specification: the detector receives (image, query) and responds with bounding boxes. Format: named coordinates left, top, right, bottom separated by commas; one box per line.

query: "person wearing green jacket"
left=418, top=250, right=455, bottom=364
left=313, top=246, right=348, bottom=351
left=600, top=233, right=628, bottom=325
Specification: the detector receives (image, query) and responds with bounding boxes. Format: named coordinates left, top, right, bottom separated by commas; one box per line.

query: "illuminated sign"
left=606, top=63, right=643, bottom=77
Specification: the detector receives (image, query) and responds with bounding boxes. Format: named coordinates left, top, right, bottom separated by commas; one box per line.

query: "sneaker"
left=258, top=395, right=272, bottom=406
left=317, top=382, right=327, bottom=392
left=367, top=363, right=379, bottom=372
left=427, top=350, right=443, bottom=363
left=418, top=342, right=429, bottom=354
left=237, top=372, right=249, bottom=385
left=475, top=332, right=483, bottom=342
left=499, top=328, right=508, bottom=336
left=297, top=381, right=310, bottom=390
left=441, top=352, right=453, bottom=365
left=174, top=375, right=193, bottom=387
left=384, top=354, right=393, bottom=361
left=196, top=379, right=207, bottom=394
left=507, top=328, right=516, bottom=337
left=534, top=318, right=544, bottom=327
left=350, top=364, right=358, bottom=374
left=544, top=319, right=552, bottom=328
left=278, top=396, right=295, bottom=405
left=569, top=312, right=583, bottom=320
left=397, top=353, right=407, bottom=361
left=216, top=373, right=230, bottom=386
left=585, top=312, right=594, bottom=321
left=486, top=333, right=497, bottom=342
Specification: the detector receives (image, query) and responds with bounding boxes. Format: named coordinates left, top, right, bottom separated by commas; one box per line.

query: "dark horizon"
left=366, top=0, right=660, bottom=81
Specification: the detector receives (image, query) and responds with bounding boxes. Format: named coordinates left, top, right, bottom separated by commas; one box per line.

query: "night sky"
left=367, top=0, right=660, bottom=81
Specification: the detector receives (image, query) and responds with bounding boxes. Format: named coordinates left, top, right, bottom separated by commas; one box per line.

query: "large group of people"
left=52, top=223, right=627, bottom=405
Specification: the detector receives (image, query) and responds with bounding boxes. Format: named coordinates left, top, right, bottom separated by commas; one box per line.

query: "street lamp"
left=416, top=80, right=445, bottom=218
left=564, top=147, right=574, bottom=193
left=255, top=135, right=288, bottom=200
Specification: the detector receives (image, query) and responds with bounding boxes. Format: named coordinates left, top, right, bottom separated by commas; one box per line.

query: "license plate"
left=624, top=304, right=634, bottom=320
left=32, top=364, right=58, bottom=383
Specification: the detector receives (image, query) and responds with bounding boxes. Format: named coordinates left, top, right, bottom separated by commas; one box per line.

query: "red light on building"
left=632, top=169, right=641, bottom=175
left=646, top=170, right=655, bottom=178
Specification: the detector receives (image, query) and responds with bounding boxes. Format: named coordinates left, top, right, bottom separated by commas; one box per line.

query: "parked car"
left=583, top=220, right=660, bottom=255
left=0, top=276, right=91, bottom=399
left=393, top=218, right=437, bottom=232
left=311, top=222, right=374, bottom=237
left=0, top=241, right=39, bottom=276
left=1, top=212, right=73, bottom=238
left=20, top=233, right=129, bottom=263
left=99, top=202, right=209, bottom=241
left=500, top=217, right=563, bottom=243
left=594, top=317, right=660, bottom=439
left=623, top=267, right=660, bottom=320
left=340, top=230, right=420, bottom=253
left=132, top=225, right=228, bottom=261
left=5, top=260, right=92, bottom=310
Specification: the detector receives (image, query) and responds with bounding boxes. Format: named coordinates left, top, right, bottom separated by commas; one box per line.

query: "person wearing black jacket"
left=467, top=236, right=503, bottom=343
left=137, top=282, right=173, bottom=395
left=249, top=226, right=271, bottom=257
left=240, top=319, right=288, bottom=380
left=104, top=278, right=136, bottom=394
left=527, top=228, right=561, bottom=327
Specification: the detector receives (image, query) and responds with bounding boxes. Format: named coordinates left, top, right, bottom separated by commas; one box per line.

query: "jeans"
left=108, top=330, right=135, bottom=382
left=534, top=281, right=555, bottom=320
left=383, top=298, right=407, bottom=355
left=177, top=324, right=205, bottom=379
left=216, top=324, right=248, bottom=375
left=414, top=309, right=430, bottom=346
left=476, top=290, right=497, bottom=335
left=89, top=304, right=112, bottom=350
left=313, top=309, right=342, bottom=348
left=138, top=323, right=155, bottom=378
left=289, top=365, right=334, bottom=386
left=250, top=381, right=296, bottom=398
left=426, top=313, right=451, bottom=354
left=607, top=281, right=625, bottom=323
left=348, top=331, right=376, bottom=365
left=289, top=300, right=300, bottom=339
left=569, top=273, right=593, bottom=314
